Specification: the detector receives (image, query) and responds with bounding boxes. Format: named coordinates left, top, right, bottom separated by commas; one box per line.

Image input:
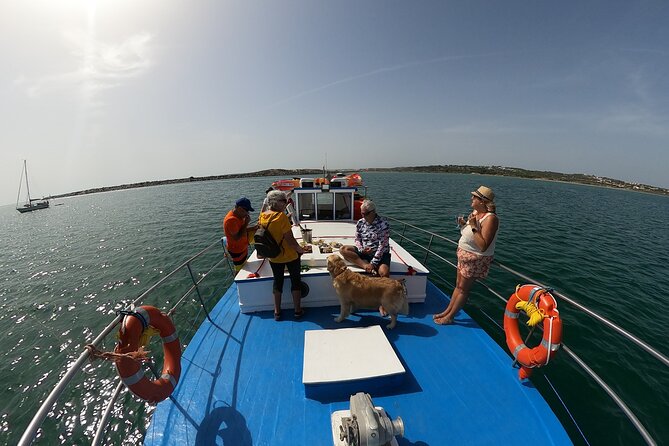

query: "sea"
left=1, top=172, right=668, bottom=445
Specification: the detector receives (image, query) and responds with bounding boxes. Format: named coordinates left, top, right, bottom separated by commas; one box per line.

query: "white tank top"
left=458, top=213, right=497, bottom=256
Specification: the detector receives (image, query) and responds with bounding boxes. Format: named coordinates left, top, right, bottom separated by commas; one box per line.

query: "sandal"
left=274, top=312, right=282, bottom=321
left=294, top=309, right=306, bottom=319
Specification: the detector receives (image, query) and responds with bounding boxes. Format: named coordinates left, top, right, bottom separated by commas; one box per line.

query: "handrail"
left=385, top=216, right=663, bottom=445
left=18, top=239, right=230, bottom=446
left=385, top=216, right=669, bottom=367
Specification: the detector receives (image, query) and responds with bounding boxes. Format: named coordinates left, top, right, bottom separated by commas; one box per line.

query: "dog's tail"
left=399, top=278, right=409, bottom=315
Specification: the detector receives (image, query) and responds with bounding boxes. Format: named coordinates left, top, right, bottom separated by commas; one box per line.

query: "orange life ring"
left=503, top=284, right=562, bottom=380
left=115, top=306, right=181, bottom=403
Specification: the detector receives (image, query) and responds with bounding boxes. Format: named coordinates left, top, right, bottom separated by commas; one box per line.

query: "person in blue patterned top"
left=340, top=199, right=391, bottom=278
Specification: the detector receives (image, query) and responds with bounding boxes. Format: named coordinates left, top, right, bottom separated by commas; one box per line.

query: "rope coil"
left=515, top=300, right=546, bottom=327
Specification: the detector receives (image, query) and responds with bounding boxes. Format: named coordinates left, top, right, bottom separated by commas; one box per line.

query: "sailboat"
left=16, top=160, right=49, bottom=213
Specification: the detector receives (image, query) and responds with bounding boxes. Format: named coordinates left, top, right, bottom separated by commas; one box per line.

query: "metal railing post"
left=423, top=234, right=434, bottom=265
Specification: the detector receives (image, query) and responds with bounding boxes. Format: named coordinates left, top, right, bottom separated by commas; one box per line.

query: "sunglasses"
left=361, top=210, right=374, bottom=216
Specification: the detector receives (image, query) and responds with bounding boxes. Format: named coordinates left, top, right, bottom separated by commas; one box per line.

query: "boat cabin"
left=236, top=174, right=428, bottom=314
left=274, top=175, right=365, bottom=222
left=293, top=184, right=361, bottom=221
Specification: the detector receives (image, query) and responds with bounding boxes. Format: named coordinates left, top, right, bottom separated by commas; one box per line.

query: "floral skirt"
left=457, top=247, right=493, bottom=279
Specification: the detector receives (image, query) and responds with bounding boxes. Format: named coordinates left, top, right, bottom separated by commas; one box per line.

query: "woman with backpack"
left=258, top=190, right=306, bottom=321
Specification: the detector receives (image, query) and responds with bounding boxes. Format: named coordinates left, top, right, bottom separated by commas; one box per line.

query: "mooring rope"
left=85, top=344, right=149, bottom=364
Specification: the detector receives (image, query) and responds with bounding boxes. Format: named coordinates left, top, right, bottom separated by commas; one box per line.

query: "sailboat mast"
left=16, top=162, right=25, bottom=207
left=24, top=160, right=32, bottom=202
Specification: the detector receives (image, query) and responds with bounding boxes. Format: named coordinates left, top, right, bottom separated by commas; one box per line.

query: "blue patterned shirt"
left=354, top=215, right=390, bottom=266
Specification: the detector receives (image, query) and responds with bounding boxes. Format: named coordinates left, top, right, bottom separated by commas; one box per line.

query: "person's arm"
left=371, top=219, right=390, bottom=267
left=471, top=214, right=498, bottom=251
left=284, top=230, right=305, bottom=255
left=276, top=213, right=304, bottom=254
left=354, top=221, right=363, bottom=251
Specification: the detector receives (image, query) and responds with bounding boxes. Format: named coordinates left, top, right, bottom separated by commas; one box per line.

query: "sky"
left=2, top=0, right=669, bottom=206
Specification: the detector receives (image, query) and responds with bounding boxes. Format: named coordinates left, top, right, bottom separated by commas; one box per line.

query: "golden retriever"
left=326, top=254, right=408, bottom=329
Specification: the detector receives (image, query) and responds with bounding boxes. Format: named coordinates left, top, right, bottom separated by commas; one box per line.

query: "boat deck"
left=145, top=282, right=571, bottom=445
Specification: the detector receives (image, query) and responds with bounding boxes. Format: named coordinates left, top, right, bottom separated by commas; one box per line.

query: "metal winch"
left=338, top=393, right=404, bottom=446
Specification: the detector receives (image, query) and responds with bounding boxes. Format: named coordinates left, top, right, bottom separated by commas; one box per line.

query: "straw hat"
left=471, top=186, right=495, bottom=202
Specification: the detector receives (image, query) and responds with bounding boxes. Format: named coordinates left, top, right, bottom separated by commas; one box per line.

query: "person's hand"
left=364, top=263, right=375, bottom=273
left=362, top=247, right=373, bottom=254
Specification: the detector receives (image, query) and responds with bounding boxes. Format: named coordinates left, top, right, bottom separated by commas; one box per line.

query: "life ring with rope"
left=503, top=284, right=562, bottom=380
left=115, top=305, right=181, bottom=403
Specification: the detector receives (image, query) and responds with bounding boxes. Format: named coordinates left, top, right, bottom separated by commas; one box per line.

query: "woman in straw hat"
left=434, top=186, right=499, bottom=325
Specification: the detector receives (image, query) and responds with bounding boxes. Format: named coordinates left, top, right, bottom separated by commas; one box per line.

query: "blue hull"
left=145, top=281, right=571, bottom=445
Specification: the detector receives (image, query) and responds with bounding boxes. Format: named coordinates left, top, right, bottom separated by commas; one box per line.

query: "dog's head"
left=327, top=254, right=348, bottom=278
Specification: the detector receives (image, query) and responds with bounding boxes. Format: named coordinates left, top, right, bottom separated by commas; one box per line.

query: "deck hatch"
left=302, top=325, right=405, bottom=399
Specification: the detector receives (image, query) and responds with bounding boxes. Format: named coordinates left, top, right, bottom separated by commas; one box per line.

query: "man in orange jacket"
left=223, top=197, right=259, bottom=272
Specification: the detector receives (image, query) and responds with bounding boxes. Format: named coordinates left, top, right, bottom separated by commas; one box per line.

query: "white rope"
left=545, top=317, right=554, bottom=366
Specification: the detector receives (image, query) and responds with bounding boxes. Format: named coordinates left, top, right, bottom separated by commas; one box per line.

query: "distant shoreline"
left=45, top=165, right=668, bottom=200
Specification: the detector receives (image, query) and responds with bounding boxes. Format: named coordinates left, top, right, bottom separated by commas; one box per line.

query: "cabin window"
left=295, top=189, right=355, bottom=221
left=317, top=193, right=333, bottom=220
left=298, top=193, right=316, bottom=220
left=334, top=192, right=352, bottom=220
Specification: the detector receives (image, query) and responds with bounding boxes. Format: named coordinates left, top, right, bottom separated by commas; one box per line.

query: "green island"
left=45, top=165, right=668, bottom=199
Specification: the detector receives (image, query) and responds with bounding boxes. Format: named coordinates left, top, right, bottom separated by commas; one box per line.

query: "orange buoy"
left=115, top=306, right=181, bottom=403
left=503, top=284, right=562, bottom=380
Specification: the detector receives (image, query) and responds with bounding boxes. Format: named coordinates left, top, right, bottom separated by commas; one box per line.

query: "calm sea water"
left=1, top=172, right=668, bottom=445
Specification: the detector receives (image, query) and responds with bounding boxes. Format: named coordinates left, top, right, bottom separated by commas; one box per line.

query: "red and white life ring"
left=503, top=284, right=562, bottom=380
left=115, top=305, right=181, bottom=403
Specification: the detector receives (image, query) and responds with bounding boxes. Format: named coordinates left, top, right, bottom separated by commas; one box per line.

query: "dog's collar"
left=332, top=265, right=348, bottom=279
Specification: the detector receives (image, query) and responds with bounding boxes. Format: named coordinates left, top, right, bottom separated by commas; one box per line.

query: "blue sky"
left=2, top=0, right=668, bottom=206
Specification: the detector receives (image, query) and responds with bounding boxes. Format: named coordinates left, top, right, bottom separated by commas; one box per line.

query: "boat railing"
left=386, top=216, right=666, bottom=446
left=18, top=238, right=235, bottom=446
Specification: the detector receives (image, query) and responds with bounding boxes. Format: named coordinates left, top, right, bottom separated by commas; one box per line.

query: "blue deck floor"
left=145, top=282, right=571, bottom=446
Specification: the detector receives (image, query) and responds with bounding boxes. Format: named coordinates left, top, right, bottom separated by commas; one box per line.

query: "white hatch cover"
left=302, top=325, right=405, bottom=384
